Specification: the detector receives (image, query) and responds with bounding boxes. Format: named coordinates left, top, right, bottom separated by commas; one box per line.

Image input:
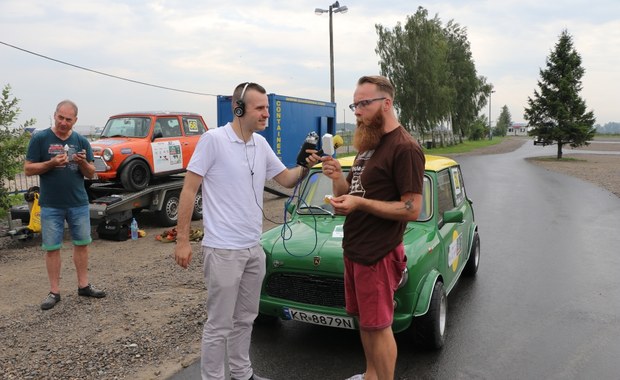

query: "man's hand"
left=174, top=240, right=193, bottom=269
left=329, top=194, right=361, bottom=216
left=72, top=151, right=87, bottom=165
left=321, top=156, right=342, bottom=180
left=52, top=153, right=69, bottom=166
left=305, top=150, right=321, bottom=168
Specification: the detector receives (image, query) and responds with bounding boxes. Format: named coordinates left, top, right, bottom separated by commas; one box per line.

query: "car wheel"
left=120, top=160, right=151, bottom=191
left=464, top=232, right=480, bottom=277
left=191, top=190, right=203, bottom=221
left=157, top=190, right=180, bottom=227
left=413, top=281, right=447, bottom=350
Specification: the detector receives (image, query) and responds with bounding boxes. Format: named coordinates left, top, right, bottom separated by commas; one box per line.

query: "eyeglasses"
left=348, top=97, right=386, bottom=112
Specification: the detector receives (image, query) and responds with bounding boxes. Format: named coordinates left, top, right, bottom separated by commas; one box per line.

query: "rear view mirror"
left=442, top=209, right=463, bottom=224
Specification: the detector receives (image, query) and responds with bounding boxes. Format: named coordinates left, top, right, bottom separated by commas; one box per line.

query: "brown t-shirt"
left=343, top=126, right=425, bottom=264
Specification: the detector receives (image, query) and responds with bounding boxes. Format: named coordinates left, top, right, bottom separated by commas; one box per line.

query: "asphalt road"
left=172, top=142, right=620, bottom=380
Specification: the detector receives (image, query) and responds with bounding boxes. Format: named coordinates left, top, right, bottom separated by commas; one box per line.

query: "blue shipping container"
left=217, top=94, right=337, bottom=168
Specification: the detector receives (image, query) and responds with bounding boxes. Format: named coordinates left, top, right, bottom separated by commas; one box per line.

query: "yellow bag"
left=27, top=193, right=41, bottom=233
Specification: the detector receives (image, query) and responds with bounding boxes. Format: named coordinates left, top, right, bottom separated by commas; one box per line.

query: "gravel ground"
left=0, top=136, right=617, bottom=379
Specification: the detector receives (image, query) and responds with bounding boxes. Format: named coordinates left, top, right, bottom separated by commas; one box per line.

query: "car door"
left=151, top=116, right=184, bottom=173
left=436, top=167, right=469, bottom=290
left=180, top=115, right=207, bottom=167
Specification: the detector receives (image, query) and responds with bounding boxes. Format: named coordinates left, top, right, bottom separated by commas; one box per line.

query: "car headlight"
left=102, top=148, right=114, bottom=162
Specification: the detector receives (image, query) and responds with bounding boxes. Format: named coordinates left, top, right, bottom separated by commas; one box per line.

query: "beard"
left=353, top=108, right=384, bottom=153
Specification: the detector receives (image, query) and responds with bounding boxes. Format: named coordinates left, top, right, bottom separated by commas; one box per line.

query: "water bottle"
left=130, top=218, right=139, bottom=240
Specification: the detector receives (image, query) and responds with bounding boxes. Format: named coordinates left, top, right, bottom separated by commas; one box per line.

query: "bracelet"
left=298, top=165, right=309, bottom=181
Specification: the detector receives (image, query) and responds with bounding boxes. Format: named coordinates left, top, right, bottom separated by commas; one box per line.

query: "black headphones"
left=234, top=82, right=250, bottom=117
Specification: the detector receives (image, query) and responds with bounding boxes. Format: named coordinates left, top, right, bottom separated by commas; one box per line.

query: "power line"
left=0, top=40, right=217, bottom=97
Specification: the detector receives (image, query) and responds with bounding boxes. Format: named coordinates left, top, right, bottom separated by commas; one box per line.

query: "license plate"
left=283, top=307, right=355, bottom=330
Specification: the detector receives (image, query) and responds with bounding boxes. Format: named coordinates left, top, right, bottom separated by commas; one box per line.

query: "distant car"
left=90, top=112, right=208, bottom=191
left=533, top=136, right=553, bottom=146
left=259, top=155, right=480, bottom=349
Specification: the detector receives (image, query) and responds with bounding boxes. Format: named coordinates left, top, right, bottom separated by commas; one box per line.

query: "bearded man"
left=321, top=75, right=425, bottom=380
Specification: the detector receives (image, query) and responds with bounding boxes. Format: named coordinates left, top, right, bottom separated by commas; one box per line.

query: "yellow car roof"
left=319, top=154, right=458, bottom=172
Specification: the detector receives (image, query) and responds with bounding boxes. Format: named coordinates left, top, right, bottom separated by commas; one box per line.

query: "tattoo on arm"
left=399, top=199, right=414, bottom=211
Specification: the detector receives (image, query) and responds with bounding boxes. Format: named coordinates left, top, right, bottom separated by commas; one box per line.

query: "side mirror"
left=442, top=209, right=463, bottom=224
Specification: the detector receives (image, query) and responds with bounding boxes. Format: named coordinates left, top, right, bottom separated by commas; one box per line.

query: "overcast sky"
left=1, top=0, right=618, bottom=134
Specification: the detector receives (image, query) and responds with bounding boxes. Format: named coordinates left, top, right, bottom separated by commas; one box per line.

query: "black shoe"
left=41, top=292, right=61, bottom=310
left=78, top=284, right=106, bottom=298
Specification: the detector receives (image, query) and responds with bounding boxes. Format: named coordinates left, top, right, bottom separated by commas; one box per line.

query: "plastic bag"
left=27, top=193, right=41, bottom=233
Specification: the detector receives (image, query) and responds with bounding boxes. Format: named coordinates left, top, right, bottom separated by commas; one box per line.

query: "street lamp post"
left=315, top=2, right=348, bottom=103
left=488, top=90, right=495, bottom=140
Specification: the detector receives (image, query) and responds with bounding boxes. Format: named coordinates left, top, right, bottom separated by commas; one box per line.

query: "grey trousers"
left=201, top=244, right=265, bottom=380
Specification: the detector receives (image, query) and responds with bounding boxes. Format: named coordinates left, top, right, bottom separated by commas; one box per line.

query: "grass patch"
left=423, top=137, right=506, bottom=155
left=528, top=156, right=586, bottom=162
left=337, top=136, right=514, bottom=156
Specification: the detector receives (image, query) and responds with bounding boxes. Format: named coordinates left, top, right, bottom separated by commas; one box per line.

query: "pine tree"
left=524, top=30, right=595, bottom=159
left=495, top=105, right=512, bottom=137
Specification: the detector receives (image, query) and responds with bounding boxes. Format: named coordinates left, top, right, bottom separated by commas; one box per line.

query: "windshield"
left=101, top=117, right=151, bottom=138
left=298, top=170, right=432, bottom=221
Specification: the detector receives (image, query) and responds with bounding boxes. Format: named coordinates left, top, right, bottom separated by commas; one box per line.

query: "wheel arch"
left=117, top=154, right=153, bottom=176
left=414, top=270, right=442, bottom=317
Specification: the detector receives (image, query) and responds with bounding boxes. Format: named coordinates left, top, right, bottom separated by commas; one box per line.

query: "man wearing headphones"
left=174, top=82, right=319, bottom=380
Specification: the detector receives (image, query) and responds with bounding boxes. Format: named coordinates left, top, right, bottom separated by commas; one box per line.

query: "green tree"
left=468, top=114, right=489, bottom=141
left=375, top=7, right=451, bottom=138
left=443, top=20, right=489, bottom=142
left=524, top=30, right=595, bottom=159
left=0, top=84, right=36, bottom=216
left=495, top=105, right=512, bottom=137
left=375, top=7, right=490, bottom=146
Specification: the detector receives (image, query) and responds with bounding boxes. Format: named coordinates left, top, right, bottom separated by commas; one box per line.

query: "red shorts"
left=344, top=243, right=407, bottom=330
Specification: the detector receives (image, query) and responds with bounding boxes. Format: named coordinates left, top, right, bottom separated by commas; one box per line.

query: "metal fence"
left=4, top=173, right=39, bottom=194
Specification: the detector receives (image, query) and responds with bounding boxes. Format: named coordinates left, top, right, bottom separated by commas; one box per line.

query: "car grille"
left=93, top=157, right=107, bottom=172
left=265, top=273, right=345, bottom=308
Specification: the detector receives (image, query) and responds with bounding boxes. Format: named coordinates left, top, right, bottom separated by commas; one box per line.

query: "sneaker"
left=232, top=375, right=272, bottom=380
left=41, top=292, right=61, bottom=310
left=78, top=284, right=107, bottom=298
left=344, top=374, right=365, bottom=380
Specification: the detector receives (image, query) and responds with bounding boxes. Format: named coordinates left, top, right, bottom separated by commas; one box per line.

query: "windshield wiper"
left=298, top=205, right=334, bottom=216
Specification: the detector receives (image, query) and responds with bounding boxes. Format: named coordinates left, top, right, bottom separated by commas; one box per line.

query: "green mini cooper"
left=259, top=155, right=480, bottom=349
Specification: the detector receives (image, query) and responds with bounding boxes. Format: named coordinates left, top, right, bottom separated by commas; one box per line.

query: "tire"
left=157, top=190, right=180, bottom=227
left=120, top=160, right=151, bottom=191
left=10, top=205, right=31, bottom=225
left=464, top=232, right=480, bottom=277
left=413, top=281, right=447, bottom=350
left=191, top=191, right=203, bottom=221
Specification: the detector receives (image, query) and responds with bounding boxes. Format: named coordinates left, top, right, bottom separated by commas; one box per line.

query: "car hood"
left=90, top=138, right=146, bottom=155
left=261, top=217, right=432, bottom=273
left=91, top=139, right=134, bottom=148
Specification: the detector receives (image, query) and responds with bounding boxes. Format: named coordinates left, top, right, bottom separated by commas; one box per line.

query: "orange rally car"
left=90, top=111, right=208, bottom=191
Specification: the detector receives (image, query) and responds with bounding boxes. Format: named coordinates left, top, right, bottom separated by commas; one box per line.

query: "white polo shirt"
left=187, top=122, right=286, bottom=249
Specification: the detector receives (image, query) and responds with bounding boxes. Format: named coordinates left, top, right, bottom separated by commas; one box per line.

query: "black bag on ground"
left=97, top=220, right=129, bottom=241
